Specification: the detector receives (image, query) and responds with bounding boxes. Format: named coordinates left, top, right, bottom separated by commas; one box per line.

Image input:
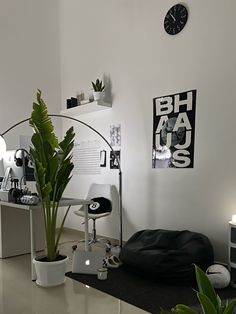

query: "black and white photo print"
left=110, top=124, right=121, bottom=147
left=110, top=150, right=120, bottom=169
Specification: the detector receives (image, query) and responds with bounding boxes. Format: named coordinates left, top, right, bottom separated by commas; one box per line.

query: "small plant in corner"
left=92, top=78, right=105, bottom=92
left=91, top=78, right=105, bottom=101
left=170, top=264, right=236, bottom=314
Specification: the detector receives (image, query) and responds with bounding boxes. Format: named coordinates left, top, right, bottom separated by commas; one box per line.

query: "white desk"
left=0, top=198, right=92, bottom=281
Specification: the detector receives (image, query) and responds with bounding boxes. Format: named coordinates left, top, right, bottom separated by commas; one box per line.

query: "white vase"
left=93, top=91, right=105, bottom=101
left=33, top=255, right=68, bottom=287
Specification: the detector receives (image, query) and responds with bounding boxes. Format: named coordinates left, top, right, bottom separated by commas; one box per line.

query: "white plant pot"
left=33, top=255, right=68, bottom=287
left=93, top=91, right=105, bottom=101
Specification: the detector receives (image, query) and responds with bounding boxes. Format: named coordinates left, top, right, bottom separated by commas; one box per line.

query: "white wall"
left=59, top=0, right=236, bottom=262
left=0, top=0, right=63, bottom=222
left=0, top=0, right=61, bottom=148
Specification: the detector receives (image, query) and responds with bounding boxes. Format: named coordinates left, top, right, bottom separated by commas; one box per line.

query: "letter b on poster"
left=152, top=90, right=196, bottom=169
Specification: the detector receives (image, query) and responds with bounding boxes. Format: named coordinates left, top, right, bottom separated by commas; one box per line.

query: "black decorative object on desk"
left=8, top=187, right=23, bottom=203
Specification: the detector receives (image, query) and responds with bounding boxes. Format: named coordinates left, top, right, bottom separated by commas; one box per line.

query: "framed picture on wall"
left=110, top=124, right=121, bottom=147
left=110, top=150, right=120, bottom=169
left=152, top=90, right=196, bottom=169
left=100, top=150, right=106, bottom=167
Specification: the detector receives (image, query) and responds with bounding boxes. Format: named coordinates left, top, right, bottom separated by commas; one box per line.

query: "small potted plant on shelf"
left=91, top=78, right=105, bottom=101
left=30, top=90, right=75, bottom=287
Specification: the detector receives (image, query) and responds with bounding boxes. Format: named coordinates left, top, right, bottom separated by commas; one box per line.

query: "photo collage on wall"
left=97, top=124, right=121, bottom=170
left=152, top=90, right=196, bottom=169
left=110, top=124, right=121, bottom=169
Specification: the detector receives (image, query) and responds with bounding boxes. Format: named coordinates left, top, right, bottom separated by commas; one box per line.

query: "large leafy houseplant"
left=30, top=90, right=75, bottom=262
left=171, top=265, right=236, bottom=314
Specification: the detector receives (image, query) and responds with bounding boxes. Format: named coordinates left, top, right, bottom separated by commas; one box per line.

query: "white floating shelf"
left=60, top=100, right=111, bottom=116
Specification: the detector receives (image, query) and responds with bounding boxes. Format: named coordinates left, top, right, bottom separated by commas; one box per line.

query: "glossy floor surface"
left=0, top=230, right=147, bottom=314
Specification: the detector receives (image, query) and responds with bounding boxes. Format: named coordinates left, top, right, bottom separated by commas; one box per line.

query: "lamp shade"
left=0, top=135, right=6, bottom=160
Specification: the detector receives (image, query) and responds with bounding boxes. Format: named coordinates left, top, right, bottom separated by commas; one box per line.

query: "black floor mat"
left=66, top=267, right=236, bottom=313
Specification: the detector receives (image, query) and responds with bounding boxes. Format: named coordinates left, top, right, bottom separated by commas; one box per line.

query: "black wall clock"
left=164, top=4, right=188, bottom=35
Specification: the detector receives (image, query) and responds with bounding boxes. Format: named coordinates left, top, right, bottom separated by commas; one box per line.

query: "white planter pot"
left=33, top=255, right=68, bottom=287
left=93, top=91, right=105, bottom=101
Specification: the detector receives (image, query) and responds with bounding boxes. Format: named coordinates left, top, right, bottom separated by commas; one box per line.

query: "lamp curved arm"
left=0, top=114, right=123, bottom=247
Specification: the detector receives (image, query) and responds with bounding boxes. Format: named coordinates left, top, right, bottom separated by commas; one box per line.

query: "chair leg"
left=92, top=219, right=112, bottom=251
left=96, top=238, right=112, bottom=252
left=91, top=219, right=97, bottom=242
left=72, top=219, right=112, bottom=252
left=72, top=239, right=93, bottom=251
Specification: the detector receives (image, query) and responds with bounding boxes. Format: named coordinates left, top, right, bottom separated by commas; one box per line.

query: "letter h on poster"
left=152, top=90, right=196, bottom=169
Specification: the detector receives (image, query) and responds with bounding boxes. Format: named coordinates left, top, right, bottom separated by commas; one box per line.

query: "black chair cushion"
left=88, top=197, right=112, bottom=214
left=120, top=229, right=214, bottom=285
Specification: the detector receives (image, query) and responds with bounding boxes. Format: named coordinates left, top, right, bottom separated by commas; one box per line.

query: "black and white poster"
left=110, top=124, right=121, bottom=147
left=152, top=90, right=196, bottom=169
left=110, top=150, right=120, bottom=169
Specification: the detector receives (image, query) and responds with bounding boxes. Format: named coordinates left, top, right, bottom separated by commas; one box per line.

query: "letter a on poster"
left=152, top=90, right=196, bottom=169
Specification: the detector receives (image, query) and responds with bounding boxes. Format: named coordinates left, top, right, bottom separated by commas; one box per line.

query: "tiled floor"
left=0, top=229, right=147, bottom=314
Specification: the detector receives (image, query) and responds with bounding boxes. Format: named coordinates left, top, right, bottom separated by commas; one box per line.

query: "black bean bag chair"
left=120, top=229, right=214, bottom=285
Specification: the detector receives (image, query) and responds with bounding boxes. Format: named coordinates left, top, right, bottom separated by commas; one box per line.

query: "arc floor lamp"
left=0, top=114, right=123, bottom=247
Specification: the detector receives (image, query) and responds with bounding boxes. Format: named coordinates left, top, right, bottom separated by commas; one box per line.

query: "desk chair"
left=73, top=183, right=112, bottom=251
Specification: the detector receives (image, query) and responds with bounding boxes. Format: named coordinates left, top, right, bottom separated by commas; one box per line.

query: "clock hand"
left=170, top=13, right=176, bottom=22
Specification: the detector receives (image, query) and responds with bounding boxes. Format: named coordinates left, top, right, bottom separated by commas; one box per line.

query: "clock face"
left=164, top=4, right=188, bottom=35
